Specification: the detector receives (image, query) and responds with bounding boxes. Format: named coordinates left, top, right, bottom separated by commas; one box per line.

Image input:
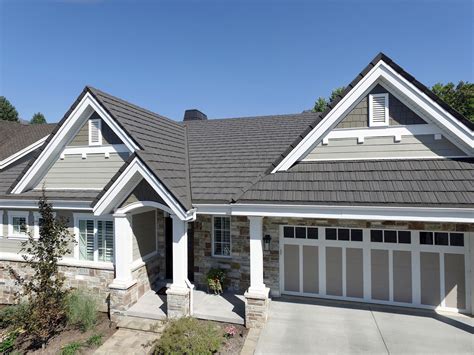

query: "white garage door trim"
left=279, top=225, right=471, bottom=313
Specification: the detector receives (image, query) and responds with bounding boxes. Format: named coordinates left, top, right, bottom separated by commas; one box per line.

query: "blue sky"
left=0, top=0, right=472, bottom=123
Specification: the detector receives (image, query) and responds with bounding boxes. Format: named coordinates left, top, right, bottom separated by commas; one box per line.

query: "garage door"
left=280, top=225, right=470, bottom=312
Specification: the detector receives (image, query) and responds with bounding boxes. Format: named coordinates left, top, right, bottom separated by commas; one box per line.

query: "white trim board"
left=93, top=157, right=195, bottom=221
left=11, top=92, right=139, bottom=194
left=0, top=199, right=92, bottom=210
left=194, top=203, right=474, bottom=223
left=62, top=144, right=129, bottom=156
left=0, top=136, right=48, bottom=170
left=273, top=60, right=474, bottom=172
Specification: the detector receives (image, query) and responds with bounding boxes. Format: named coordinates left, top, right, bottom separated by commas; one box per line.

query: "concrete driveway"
left=255, top=296, right=473, bottom=355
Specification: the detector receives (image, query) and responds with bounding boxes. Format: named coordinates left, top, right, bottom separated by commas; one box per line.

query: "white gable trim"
left=273, top=60, right=473, bottom=172
left=0, top=136, right=48, bottom=170
left=11, top=92, right=139, bottom=194
left=93, top=157, right=195, bottom=221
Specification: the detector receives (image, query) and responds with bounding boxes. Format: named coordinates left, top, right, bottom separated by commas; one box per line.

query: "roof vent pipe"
left=183, top=109, right=207, bottom=121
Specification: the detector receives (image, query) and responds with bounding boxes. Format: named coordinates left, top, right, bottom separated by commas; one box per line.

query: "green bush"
left=0, top=303, right=29, bottom=329
left=85, top=334, right=102, bottom=347
left=207, top=268, right=227, bottom=294
left=154, top=318, right=222, bottom=355
left=0, top=331, right=18, bottom=353
left=65, top=289, right=98, bottom=331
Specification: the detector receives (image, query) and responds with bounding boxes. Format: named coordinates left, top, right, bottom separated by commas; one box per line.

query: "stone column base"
left=166, top=287, right=190, bottom=318
left=244, top=287, right=270, bottom=329
left=109, top=280, right=137, bottom=322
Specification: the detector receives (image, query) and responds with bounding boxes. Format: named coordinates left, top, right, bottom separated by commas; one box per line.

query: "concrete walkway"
left=255, top=296, right=473, bottom=355
left=193, top=290, right=245, bottom=324
left=94, top=329, right=157, bottom=355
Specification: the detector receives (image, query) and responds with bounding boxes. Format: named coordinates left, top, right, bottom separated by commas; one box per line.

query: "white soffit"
left=273, top=60, right=474, bottom=172
left=11, top=92, right=139, bottom=194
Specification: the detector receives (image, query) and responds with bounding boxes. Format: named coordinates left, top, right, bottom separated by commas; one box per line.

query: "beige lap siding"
left=132, top=210, right=158, bottom=262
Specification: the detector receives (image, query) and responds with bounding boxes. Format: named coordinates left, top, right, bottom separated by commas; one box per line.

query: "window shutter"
left=97, top=220, right=114, bottom=262
left=369, top=93, right=389, bottom=126
left=89, top=119, right=102, bottom=145
left=79, top=220, right=94, bottom=261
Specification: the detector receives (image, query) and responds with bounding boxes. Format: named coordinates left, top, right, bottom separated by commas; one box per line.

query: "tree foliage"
left=30, top=112, right=47, bottom=124
left=9, top=192, right=75, bottom=346
left=431, top=81, right=473, bottom=122
left=313, top=87, right=346, bottom=112
left=0, top=96, right=19, bottom=122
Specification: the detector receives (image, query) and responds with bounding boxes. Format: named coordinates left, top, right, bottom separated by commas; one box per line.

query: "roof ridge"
left=183, top=111, right=320, bottom=124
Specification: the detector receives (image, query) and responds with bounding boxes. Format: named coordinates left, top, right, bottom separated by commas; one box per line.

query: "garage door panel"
left=420, top=252, right=440, bottom=306
left=393, top=251, right=412, bottom=303
left=326, top=247, right=343, bottom=296
left=444, top=253, right=465, bottom=309
left=346, top=248, right=363, bottom=298
left=284, top=245, right=300, bottom=292
left=303, top=246, right=319, bottom=294
left=371, top=249, right=389, bottom=301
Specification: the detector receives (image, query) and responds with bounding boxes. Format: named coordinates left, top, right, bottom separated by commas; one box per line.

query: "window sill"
left=211, top=254, right=232, bottom=259
left=7, top=235, right=30, bottom=241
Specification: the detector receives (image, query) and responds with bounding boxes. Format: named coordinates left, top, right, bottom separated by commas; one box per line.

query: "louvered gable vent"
left=89, top=119, right=102, bottom=145
left=369, top=93, right=389, bottom=127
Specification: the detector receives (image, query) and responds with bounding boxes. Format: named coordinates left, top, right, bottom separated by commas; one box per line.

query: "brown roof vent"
left=183, top=109, right=207, bottom=121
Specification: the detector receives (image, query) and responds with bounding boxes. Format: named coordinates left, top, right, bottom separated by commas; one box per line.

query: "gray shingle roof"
left=237, top=158, right=474, bottom=207
left=184, top=112, right=321, bottom=203
left=88, top=87, right=192, bottom=210
left=0, top=121, right=55, bottom=161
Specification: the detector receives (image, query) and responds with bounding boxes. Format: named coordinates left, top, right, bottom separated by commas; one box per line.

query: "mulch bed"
left=201, top=320, right=248, bottom=354
left=5, top=312, right=117, bottom=354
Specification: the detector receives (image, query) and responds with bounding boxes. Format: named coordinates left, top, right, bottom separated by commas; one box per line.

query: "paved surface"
left=255, top=297, right=473, bottom=355
left=94, top=329, right=158, bottom=355
left=193, top=290, right=245, bottom=324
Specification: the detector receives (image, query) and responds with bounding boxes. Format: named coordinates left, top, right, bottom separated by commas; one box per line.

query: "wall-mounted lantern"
left=263, top=234, right=272, bottom=251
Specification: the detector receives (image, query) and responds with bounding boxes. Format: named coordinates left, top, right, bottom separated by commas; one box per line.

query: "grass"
left=60, top=334, right=103, bottom=355
left=61, top=341, right=82, bottom=355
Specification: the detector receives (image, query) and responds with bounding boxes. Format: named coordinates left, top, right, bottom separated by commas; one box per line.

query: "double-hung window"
left=77, top=217, right=114, bottom=262
left=213, top=216, right=231, bottom=257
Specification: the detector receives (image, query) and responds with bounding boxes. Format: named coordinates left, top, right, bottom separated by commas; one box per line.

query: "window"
left=283, top=226, right=319, bottom=240
left=369, top=93, right=389, bottom=127
left=88, top=119, right=102, bottom=145
left=213, top=216, right=231, bottom=257
left=33, top=212, right=56, bottom=239
left=8, top=211, right=29, bottom=239
left=325, top=228, right=363, bottom=242
left=371, top=229, right=411, bottom=244
left=420, top=231, right=464, bottom=247
left=77, top=218, right=114, bottom=262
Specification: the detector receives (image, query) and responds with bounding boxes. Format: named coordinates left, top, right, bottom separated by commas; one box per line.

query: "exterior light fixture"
left=263, top=234, right=272, bottom=251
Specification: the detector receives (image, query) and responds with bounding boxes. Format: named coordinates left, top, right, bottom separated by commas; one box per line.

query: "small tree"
left=0, top=96, right=19, bottom=122
left=9, top=192, right=74, bottom=346
left=30, top=112, right=47, bottom=124
left=313, top=87, right=346, bottom=112
left=431, top=81, right=474, bottom=122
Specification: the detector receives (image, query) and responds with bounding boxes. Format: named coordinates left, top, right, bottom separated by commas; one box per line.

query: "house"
left=0, top=53, right=473, bottom=328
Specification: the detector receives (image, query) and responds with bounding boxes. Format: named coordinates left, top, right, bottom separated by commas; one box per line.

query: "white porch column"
left=110, top=213, right=135, bottom=289
left=169, top=214, right=188, bottom=291
left=247, top=216, right=267, bottom=295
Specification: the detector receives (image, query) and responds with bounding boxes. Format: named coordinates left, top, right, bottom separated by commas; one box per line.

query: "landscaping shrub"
left=65, top=288, right=98, bottom=331
left=207, top=268, right=227, bottom=294
left=154, top=317, right=222, bottom=355
left=85, top=334, right=103, bottom=347
left=0, top=331, right=18, bottom=353
left=61, top=341, right=82, bottom=355
left=0, top=304, right=29, bottom=329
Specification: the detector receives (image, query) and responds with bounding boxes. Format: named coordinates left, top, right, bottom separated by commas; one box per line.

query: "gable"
left=272, top=54, right=474, bottom=172
left=120, top=179, right=168, bottom=208
left=69, top=112, right=122, bottom=146
left=335, top=84, right=427, bottom=128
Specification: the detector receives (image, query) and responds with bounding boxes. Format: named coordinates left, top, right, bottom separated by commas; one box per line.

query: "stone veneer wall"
left=0, top=260, right=114, bottom=312
left=193, top=216, right=473, bottom=297
left=193, top=215, right=251, bottom=292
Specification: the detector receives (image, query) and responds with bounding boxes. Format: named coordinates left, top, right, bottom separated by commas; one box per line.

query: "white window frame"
left=88, top=118, right=102, bottom=146
left=73, top=213, right=114, bottom=263
left=212, top=216, right=232, bottom=258
left=7, top=211, right=30, bottom=240
left=369, top=93, right=389, bottom=127
left=33, top=211, right=56, bottom=239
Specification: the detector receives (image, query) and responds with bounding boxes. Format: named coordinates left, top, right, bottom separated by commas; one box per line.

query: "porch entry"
left=165, top=216, right=194, bottom=281
left=281, top=225, right=469, bottom=313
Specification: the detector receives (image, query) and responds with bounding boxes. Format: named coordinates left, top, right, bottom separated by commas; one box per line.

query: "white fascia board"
left=273, top=60, right=473, bottom=172
left=0, top=199, right=92, bottom=210
left=324, top=124, right=442, bottom=140
left=194, top=203, right=474, bottom=224
left=11, top=93, right=138, bottom=194
left=62, top=144, right=129, bottom=155
left=0, top=136, right=48, bottom=170
left=93, top=157, right=193, bottom=221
